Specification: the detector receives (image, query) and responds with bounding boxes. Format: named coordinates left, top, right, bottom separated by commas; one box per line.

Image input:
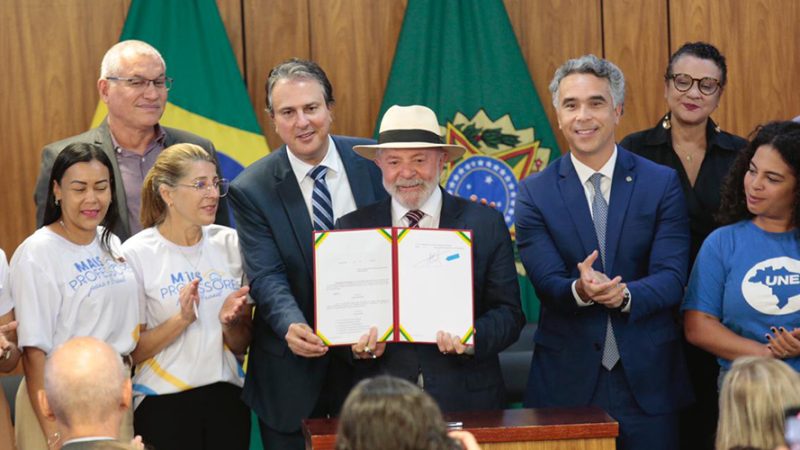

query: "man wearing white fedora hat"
left=338, top=104, right=525, bottom=412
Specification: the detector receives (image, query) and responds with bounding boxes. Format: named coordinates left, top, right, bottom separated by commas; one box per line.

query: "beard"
left=384, top=177, right=439, bottom=210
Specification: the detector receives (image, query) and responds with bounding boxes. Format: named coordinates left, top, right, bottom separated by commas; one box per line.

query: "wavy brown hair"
left=716, top=121, right=800, bottom=226
left=335, top=376, right=460, bottom=450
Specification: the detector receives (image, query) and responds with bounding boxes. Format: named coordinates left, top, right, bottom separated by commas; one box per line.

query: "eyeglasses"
left=667, top=73, right=721, bottom=95
left=106, top=76, right=173, bottom=91
left=175, top=179, right=230, bottom=197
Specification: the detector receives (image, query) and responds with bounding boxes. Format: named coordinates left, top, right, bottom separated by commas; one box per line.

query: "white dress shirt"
left=286, top=136, right=358, bottom=222
left=390, top=187, right=442, bottom=228
left=569, top=147, right=631, bottom=312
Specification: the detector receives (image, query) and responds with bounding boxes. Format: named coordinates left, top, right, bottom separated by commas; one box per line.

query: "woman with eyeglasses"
left=619, top=42, right=747, bottom=450
left=122, top=143, right=252, bottom=449
left=11, top=142, right=139, bottom=449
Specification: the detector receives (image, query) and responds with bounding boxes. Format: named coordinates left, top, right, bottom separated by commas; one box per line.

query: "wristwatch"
left=616, top=289, right=631, bottom=312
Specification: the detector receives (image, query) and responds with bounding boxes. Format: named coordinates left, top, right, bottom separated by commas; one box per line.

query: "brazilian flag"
left=91, top=1, right=268, bottom=447
left=90, top=0, right=268, bottom=183
left=379, top=0, right=560, bottom=322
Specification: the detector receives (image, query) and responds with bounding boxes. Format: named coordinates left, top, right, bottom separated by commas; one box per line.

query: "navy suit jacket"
left=228, top=136, right=387, bottom=432
left=516, top=147, right=692, bottom=415
left=336, top=190, right=525, bottom=412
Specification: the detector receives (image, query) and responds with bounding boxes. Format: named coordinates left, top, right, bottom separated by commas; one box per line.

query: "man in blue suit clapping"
left=516, top=55, right=692, bottom=450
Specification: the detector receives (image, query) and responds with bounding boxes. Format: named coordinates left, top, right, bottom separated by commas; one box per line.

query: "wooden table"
left=303, top=406, right=618, bottom=450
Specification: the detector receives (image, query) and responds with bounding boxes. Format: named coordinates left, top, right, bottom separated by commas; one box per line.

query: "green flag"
left=379, top=0, right=560, bottom=322
left=91, top=0, right=269, bottom=183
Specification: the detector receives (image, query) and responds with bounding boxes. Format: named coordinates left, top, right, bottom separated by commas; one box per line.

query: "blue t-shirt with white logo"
left=683, top=220, right=800, bottom=371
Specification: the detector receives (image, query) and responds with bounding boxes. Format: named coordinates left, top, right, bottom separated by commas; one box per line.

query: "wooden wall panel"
left=244, top=0, right=311, bottom=149
left=603, top=0, right=670, bottom=141
left=0, top=0, right=130, bottom=254
left=216, top=0, right=245, bottom=74
left=670, top=0, right=800, bottom=138
left=308, top=0, right=407, bottom=140
left=504, top=0, right=603, bottom=154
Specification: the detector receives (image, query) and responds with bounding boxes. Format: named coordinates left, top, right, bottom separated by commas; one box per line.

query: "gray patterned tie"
left=309, top=165, right=334, bottom=231
left=590, top=173, right=620, bottom=370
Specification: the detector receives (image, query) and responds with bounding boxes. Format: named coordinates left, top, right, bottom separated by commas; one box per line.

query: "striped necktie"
left=590, top=173, right=620, bottom=371
left=309, top=165, right=334, bottom=231
left=405, top=210, right=424, bottom=228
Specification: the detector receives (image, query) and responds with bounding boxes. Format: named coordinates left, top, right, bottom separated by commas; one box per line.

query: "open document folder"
left=313, top=228, right=474, bottom=346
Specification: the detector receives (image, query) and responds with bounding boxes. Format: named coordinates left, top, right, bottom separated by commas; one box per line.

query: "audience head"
left=38, top=337, right=131, bottom=433
left=716, top=357, right=800, bottom=450
left=141, top=143, right=222, bottom=228
left=98, top=40, right=169, bottom=132
left=335, top=376, right=459, bottom=450
left=44, top=142, right=120, bottom=252
left=717, top=121, right=800, bottom=228
left=548, top=55, right=624, bottom=160
left=663, top=42, right=727, bottom=127
left=353, top=105, right=465, bottom=210
left=265, top=58, right=336, bottom=165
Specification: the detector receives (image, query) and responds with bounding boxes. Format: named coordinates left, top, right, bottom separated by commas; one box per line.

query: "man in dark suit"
left=34, top=40, right=228, bottom=241
left=228, top=59, right=387, bottom=450
left=38, top=337, right=138, bottom=450
left=337, top=105, right=525, bottom=412
left=516, top=55, right=692, bottom=450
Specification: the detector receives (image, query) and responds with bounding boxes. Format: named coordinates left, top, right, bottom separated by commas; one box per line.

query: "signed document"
left=314, top=228, right=474, bottom=346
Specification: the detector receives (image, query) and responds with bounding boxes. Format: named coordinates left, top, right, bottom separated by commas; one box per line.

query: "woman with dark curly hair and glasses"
left=620, top=42, right=748, bottom=450
left=683, top=121, right=800, bottom=381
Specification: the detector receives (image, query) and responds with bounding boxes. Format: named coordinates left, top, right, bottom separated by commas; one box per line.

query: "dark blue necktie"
left=309, top=165, right=334, bottom=231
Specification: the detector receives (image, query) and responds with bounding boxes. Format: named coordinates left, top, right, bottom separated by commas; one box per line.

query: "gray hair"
left=549, top=54, right=625, bottom=110
left=44, top=337, right=128, bottom=428
left=100, top=40, right=166, bottom=78
left=265, top=58, right=334, bottom=114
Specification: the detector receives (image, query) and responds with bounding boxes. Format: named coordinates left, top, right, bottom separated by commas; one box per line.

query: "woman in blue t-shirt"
left=683, top=120, right=800, bottom=378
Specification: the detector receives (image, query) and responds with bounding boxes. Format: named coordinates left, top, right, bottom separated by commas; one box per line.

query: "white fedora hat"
left=353, top=105, right=466, bottom=160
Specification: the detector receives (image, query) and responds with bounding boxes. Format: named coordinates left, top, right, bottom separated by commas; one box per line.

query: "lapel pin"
left=625, top=176, right=633, bottom=182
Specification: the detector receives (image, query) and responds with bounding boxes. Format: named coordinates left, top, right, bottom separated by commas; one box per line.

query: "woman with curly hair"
left=683, top=121, right=800, bottom=382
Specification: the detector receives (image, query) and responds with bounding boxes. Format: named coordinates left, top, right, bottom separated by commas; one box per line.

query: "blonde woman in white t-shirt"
left=123, top=143, right=252, bottom=449
left=11, top=143, right=140, bottom=450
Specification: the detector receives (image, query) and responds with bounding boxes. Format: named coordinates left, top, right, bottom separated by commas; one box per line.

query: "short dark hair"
left=717, top=121, right=800, bottom=227
left=43, top=143, right=121, bottom=257
left=665, top=41, right=728, bottom=88
left=265, top=58, right=334, bottom=114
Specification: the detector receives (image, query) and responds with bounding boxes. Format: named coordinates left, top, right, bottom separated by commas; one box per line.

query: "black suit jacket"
left=229, top=136, right=387, bottom=432
left=33, top=120, right=230, bottom=241
left=336, top=190, right=525, bottom=412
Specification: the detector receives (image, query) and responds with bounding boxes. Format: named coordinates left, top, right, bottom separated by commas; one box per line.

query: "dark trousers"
left=135, top=382, right=250, bottom=450
left=591, top=365, right=679, bottom=450
left=679, top=338, right=719, bottom=450
left=258, top=355, right=353, bottom=450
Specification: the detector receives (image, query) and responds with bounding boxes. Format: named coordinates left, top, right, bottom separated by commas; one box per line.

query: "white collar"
left=391, top=186, right=443, bottom=223
left=286, top=135, right=342, bottom=183
left=570, top=145, right=618, bottom=185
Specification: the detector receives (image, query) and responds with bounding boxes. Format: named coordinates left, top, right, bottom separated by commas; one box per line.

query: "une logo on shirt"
left=741, top=257, right=800, bottom=315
